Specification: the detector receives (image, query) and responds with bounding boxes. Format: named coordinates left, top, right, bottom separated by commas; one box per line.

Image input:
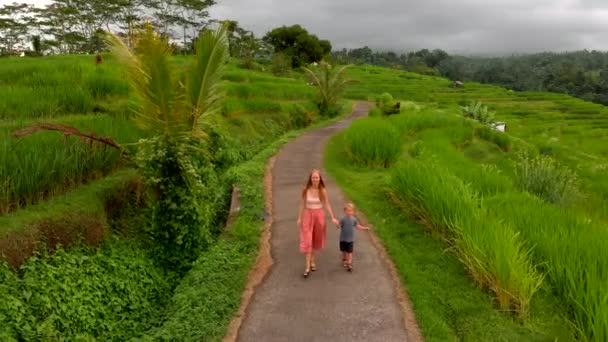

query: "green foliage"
left=487, top=193, right=608, bottom=341
left=390, top=158, right=543, bottom=316
left=1, top=116, right=144, bottom=214
left=475, top=125, right=511, bottom=151
left=374, top=92, right=401, bottom=115
left=437, top=51, right=608, bottom=107
left=106, top=24, right=231, bottom=274
left=288, top=103, right=311, bottom=129
left=263, top=25, right=331, bottom=67
left=135, top=137, right=212, bottom=275
left=344, top=118, right=401, bottom=167
left=303, top=61, right=353, bottom=117
left=0, top=240, right=169, bottom=341
left=270, top=53, right=292, bottom=76
left=514, top=153, right=584, bottom=206
left=460, top=101, right=495, bottom=125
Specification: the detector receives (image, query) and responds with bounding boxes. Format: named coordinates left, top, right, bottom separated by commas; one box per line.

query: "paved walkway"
left=237, top=102, right=414, bottom=342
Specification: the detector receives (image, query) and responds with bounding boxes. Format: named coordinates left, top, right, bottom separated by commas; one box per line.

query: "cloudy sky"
left=4, top=0, right=608, bottom=54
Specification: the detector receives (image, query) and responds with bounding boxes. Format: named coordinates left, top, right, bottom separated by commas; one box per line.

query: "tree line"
left=332, top=47, right=450, bottom=75
left=0, top=0, right=216, bottom=55
left=437, top=51, right=608, bottom=105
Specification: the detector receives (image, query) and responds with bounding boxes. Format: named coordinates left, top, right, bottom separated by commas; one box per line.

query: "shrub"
left=0, top=214, right=107, bottom=269
left=461, top=101, right=495, bottom=124
left=514, top=153, right=584, bottom=206
left=345, top=118, right=401, bottom=167
left=270, top=53, right=291, bottom=76
left=288, top=104, right=312, bottom=129
left=136, top=137, right=212, bottom=275
left=374, top=92, right=400, bottom=115
left=0, top=240, right=169, bottom=341
left=375, top=92, right=393, bottom=107
left=475, top=125, right=511, bottom=151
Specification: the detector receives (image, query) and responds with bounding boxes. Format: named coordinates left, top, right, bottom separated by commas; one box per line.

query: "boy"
left=337, top=203, right=370, bottom=272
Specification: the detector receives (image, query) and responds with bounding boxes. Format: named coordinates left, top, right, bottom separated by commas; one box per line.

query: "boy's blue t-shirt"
left=339, top=216, right=358, bottom=242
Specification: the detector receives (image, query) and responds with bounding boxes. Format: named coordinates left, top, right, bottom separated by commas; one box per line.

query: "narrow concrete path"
left=236, top=102, right=415, bottom=342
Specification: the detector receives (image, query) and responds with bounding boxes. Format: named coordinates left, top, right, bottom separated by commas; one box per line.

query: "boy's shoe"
left=347, top=263, right=353, bottom=272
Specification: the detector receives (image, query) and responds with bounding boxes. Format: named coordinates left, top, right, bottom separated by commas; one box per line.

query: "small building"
left=492, top=122, right=507, bottom=132
left=452, top=80, right=464, bottom=88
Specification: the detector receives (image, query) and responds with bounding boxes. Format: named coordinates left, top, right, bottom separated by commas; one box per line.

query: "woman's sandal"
left=311, top=264, right=317, bottom=272
left=303, top=268, right=311, bottom=278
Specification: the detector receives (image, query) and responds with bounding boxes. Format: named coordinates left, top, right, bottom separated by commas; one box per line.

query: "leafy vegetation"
left=304, top=61, right=353, bottom=116
left=263, top=24, right=331, bottom=67
left=0, top=240, right=169, bottom=341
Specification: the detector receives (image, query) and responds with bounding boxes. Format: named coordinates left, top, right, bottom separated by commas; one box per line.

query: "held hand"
left=332, top=217, right=339, bottom=226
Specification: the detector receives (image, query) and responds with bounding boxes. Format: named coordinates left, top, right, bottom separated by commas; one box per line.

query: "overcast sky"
left=4, top=0, right=608, bottom=55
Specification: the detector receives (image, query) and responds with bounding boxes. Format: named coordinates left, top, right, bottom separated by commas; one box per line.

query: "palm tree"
left=106, top=23, right=228, bottom=142
left=303, top=61, right=354, bottom=117
left=104, top=24, right=230, bottom=273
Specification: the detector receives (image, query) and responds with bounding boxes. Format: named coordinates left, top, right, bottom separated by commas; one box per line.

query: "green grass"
left=0, top=55, right=317, bottom=215
left=344, top=117, right=401, bottom=167
left=345, top=64, right=608, bottom=221
left=328, top=88, right=606, bottom=339
left=0, top=169, right=137, bottom=237
left=0, top=115, right=145, bottom=213
left=325, top=132, right=574, bottom=341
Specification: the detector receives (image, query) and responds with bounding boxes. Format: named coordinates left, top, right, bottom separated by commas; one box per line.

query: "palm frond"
left=304, top=62, right=354, bottom=113
left=106, top=25, right=187, bottom=139
left=186, top=23, right=229, bottom=139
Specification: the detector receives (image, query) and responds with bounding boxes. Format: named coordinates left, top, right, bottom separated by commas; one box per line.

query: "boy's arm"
left=355, top=217, right=371, bottom=230
left=356, top=223, right=370, bottom=230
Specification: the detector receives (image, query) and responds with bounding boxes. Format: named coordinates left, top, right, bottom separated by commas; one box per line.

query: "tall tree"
left=0, top=3, right=32, bottom=55
left=264, top=25, right=331, bottom=67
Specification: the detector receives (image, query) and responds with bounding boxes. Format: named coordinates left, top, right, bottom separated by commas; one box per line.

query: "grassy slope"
left=344, top=65, right=608, bottom=220
left=325, top=131, right=574, bottom=341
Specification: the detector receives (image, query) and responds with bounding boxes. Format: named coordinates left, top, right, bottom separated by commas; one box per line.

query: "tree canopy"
left=263, top=25, right=331, bottom=67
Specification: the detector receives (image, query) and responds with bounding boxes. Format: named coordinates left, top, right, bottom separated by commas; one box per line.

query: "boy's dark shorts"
left=339, top=241, right=354, bottom=253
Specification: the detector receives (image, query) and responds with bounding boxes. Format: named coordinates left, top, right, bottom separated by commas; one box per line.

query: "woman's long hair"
left=301, top=169, right=326, bottom=202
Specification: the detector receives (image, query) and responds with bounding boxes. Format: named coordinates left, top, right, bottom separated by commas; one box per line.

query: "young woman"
left=297, top=169, right=339, bottom=278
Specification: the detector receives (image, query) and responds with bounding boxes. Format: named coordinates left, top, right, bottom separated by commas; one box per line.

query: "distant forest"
left=333, top=48, right=608, bottom=106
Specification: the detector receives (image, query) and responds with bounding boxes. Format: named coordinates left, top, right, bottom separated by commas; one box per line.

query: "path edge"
left=354, top=207, right=425, bottom=342
left=223, top=155, right=276, bottom=342
left=326, top=103, right=424, bottom=341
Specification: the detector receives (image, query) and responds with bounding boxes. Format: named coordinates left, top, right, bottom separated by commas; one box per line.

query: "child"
left=337, top=203, right=370, bottom=272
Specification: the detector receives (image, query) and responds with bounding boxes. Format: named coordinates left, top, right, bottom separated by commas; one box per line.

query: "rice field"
left=333, top=93, right=608, bottom=339
left=0, top=55, right=316, bottom=214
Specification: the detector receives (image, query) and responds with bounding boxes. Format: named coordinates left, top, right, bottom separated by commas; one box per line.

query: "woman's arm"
left=297, top=193, right=304, bottom=226
left=323, top=189, right=339, bottom=225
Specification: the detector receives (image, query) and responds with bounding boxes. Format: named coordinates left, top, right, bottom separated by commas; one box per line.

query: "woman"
left=297, top=169, right=339, bottom=278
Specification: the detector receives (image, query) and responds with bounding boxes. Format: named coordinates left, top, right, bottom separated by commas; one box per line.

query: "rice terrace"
left=1, top=0, right=608, bottom=341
